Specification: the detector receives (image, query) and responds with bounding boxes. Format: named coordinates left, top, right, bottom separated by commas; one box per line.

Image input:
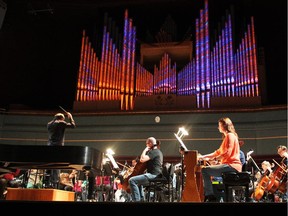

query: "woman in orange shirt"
left=198, top=117, right=242, bottom=202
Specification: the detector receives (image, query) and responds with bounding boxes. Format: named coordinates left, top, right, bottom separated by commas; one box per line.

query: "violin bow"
left=116, top=161, right=131, bottom=170
left=272, top=159, right=287, bottom=172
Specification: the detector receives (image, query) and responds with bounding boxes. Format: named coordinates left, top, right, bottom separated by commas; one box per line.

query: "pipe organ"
left=75, top=0, right=260, bottom=111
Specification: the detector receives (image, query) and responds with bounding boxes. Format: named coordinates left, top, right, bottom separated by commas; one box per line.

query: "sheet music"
left=106, top=153, right=120, bottom=170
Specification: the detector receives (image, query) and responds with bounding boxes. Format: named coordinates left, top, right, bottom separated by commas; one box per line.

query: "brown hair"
left=218, top=117, right=238, bottom=139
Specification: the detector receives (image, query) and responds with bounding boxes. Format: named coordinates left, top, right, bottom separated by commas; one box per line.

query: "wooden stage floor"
left=0, top=201, right=286, bottom=213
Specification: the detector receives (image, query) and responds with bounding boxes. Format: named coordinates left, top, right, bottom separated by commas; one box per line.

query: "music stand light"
left=105, top=149, right=120, bottom=170
left=174, top=127, right=189, bottom=151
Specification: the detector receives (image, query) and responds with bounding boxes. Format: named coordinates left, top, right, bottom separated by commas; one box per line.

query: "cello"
left=251, top=162, right=274, bottom=201
left=266, top=159, right=287, bottom=194
left=252, top=173, right=270, bottom=201
left=277, top=172, right=287, bottom=194
left=121, top=161, right=147, bottom=193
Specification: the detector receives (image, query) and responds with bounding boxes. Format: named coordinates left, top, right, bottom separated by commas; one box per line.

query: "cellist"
left=264, top=146, right=288, bottom=200
left=277, top=145, right=288, bottom=160
left=252, top=160, right=274, bottom=201
left=275, top=145, right=287, bottom=197
left=128, top=137, right=163, bottom=202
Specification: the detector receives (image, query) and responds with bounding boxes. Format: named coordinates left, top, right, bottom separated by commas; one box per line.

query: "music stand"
left=103, top=162, right=113, bottom=176
left=174, top=127, right=189, bottom=200
left=247, top=156, right=260, bottom=173
left=246, top=155, right=260, bottom=200
left=105, top=152, right=120, bottom=201
left=174, top=133, right=188, bottom=152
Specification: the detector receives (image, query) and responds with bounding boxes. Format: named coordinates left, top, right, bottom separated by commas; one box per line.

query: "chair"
left=222, top=171, right=250, bottom=202
left=146, top=162, right=175, bottom=202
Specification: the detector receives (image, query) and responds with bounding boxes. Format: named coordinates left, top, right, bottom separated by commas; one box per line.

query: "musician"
left=198, top=117, right=242, bottom=202
left=0, top=178, right=6, bottom=200
left=277, top=145, right=288, bottom=160
left=46, top=112, right=76, bottom=188
left=59, top=171, right=75, bottom=191
left=95, top=175, right=112, bottom=201
left=239, top=141, right=246, bottom=171
left=47, top=112, right=76, bottom=146
left=128, top=137, right=163, bottom=202
left=85, top=169, right=96, bottom=201
left=252, top=160, right=276, bottom=202
left=276, top=145, right=287, bottom=200
left=114, top=158, right=138, bottom=202
left=255, top=161, right=273, bottom=182
left=26, top=169, right=44, bottom=189
left=71, top=170, right=85, bottom=201
left=0, top=168, right=21, bottom=200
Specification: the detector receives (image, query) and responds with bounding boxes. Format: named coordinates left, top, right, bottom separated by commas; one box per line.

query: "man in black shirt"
left=128, top=137, right=163, bottom=202
left=46, top=112, right=76, bottom=188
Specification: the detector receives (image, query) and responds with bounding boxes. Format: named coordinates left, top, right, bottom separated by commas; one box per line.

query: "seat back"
left=162, top=162, right=175, bottom=182
left=146, top=162, right=175, bottom=202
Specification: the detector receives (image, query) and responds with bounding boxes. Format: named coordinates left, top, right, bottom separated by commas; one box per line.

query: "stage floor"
left=0, top=201, right=286, bottom=213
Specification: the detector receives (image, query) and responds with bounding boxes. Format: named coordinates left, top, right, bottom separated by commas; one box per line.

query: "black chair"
left=146, top=162, right=175, bottom=202
left=222, top=171, right=250, bottom=202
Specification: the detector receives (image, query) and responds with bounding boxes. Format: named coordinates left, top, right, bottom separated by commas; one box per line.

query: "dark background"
left=0, top=0, right=286, bottom=110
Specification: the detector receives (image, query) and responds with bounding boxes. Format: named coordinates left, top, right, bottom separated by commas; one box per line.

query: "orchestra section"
left=0, top=143, right=286, bottom=203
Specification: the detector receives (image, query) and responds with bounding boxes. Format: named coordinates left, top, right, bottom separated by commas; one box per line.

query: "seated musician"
left=58, top=170, right=75, bottom=191
left=254, top=161, right=273, bottom=183
left=84, top=169, right=96, bottom=201
left=114, top=158, right=138, bottom=202
left=251, top=160, right=274, bottom=201
left=128, top=137, right=163, bottom=202
left=0, top=168, right=21, bottom=200
left=26, top=169, right=44, bottom=189
left=277, top=145, right=288, bottom=160
left=198, top=117, right=242, bottom=202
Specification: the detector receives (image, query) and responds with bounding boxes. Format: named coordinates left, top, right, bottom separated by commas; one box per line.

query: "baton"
left=59, top=106, right=68, bottom=114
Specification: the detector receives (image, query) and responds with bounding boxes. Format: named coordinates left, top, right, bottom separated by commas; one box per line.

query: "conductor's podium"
left=6, top=188, right=75, bottom=201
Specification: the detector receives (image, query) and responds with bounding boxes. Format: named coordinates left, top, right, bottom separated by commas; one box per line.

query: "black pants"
left=46, top=169, right=60, bottom=188
left=87, top=176, right=95, bottom=199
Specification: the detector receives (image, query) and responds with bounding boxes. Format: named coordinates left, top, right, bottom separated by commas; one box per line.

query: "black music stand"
left=246, top=155, right=260, bottom=200
left=174, top=132, right=189, bottom=201
left=103, top=162, right=113, bottom=176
